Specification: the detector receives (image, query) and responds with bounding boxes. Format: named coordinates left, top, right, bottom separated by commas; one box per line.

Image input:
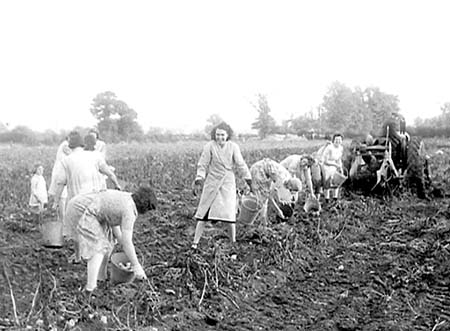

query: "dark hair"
left=84, top=134, right=97, bottom=151
left=210, top=122, right=233, bottom=141
left=68, top=131, right=84, bottom=149
left=89, top=128, right=100, bottom=139
left=332, top=133, right=343, bottom=143
left=300, top=155, right=316, bottom=167
left=132, top=186, right=157, bottom=214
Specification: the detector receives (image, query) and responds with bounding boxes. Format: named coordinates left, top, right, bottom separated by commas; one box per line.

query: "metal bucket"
left=303, top=197, right=321, bottom=213
left=237, top=194, right=259, bottom=225
left=40, top=220, right=64, bottom=248
left=331, top=169, right=348, bottom=187
left=110, top=252, right=135, bottom=285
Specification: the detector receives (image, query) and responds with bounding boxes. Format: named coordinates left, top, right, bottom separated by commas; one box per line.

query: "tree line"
left=2, top=83, right=450, bottom=145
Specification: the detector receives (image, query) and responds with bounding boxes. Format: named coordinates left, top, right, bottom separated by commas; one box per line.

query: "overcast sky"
left=1, top=1, right=449, bottom=133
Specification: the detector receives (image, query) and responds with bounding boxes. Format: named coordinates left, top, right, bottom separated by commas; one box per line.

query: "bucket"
left=40, top=220, right=64, bottom=248
left=110, top=252, right=135, bottom=285
left=237, top=194, right=259, bottom=225
left=330, top=169, right=348, bottom=188
left=303, top=197, right=321, bottom=213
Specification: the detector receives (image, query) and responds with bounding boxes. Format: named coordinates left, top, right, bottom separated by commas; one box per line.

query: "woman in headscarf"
left=65, top=186, right=157, bottom=293
left=250, top=158, right=302, bottom=226
left=191, top=122, right=252, bottom=249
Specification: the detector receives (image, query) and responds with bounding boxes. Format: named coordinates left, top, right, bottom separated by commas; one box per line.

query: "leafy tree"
left=319, top=82, right=401, bottom=137
left=363, top=87, right=400, bottom=135
left=251, top=94, right=277, bottom=139
left=291, top=108, right=321, bottom=136
left=90, top=91, right=144, bottom=142
left=204, top=114, right=224, bottom=135
left=320, top=82, right=368, bottom=136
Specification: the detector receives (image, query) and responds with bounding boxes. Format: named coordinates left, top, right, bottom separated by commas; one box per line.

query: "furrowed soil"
left=0, top=139, right=449, bottom=331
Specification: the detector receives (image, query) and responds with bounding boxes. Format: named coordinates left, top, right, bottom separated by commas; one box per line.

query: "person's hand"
left=192, top=178, right=203, bottom=196
left=131, top=264, right=147, bottom=280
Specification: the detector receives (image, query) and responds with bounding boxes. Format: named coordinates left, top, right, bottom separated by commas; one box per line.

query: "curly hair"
left=131, top=186, right=157, bottom=214
left=210, top=122, right=233, bottom=141
left=300, top=155, right=316, bottom=168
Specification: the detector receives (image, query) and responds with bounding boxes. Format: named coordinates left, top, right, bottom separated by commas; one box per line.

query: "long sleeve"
left=232, top=143, right=251, bottom=179
left=196, top=143, right=212, bottom=180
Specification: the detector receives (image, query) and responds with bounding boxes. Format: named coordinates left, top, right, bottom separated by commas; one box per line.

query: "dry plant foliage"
left=0, top=139, right=449, bottom=330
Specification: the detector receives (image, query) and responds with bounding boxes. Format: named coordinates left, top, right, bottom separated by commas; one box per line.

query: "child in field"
left=29, top=164, right=48, bottom=213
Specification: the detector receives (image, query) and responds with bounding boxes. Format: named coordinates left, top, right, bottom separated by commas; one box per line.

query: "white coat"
left=194, top=141, right=251, bottom=222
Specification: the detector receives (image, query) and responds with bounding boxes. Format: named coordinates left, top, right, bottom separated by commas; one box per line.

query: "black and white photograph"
left=1, top=1, right=450, bottom=330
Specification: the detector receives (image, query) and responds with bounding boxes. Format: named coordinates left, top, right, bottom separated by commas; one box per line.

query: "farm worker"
left=280, top=154, right=322, bottom=200
left=84, top=134, right=113, bottom=190
left=64, top=186, right=157, bottom=292
left=52, top=131, right=121, bottom=205
left=250, top=158, right=302, bottom=226
left=29, top=164, right=48, bottom=213
left=52, top=131, right=121, bottom=261
left=48, top=136, right=72, bottom=227
left=191, top=122, right=252, bottom=249
left=321, top=133, right=345, bottom=202
left=88, top=128, right=106, bottom=160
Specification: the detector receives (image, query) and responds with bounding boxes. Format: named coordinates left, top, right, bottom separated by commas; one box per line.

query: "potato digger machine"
left=346, top=117, right=431, bottom=198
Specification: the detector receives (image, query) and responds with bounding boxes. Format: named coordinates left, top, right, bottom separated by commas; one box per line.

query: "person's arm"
left=52, top=184, right=65, bottom=209
left=98, top=160, right=121, bottom=190
left=303, top=167, right=316, bottom=198
left=117, top=214, right=146, bottom=279
left=232, top=143, right=252, bottom=189
left=51, top=162, right=67, bottom=209
left=196, top=143, right=212, bottom=181
left=192, top=143, right=211, bottom=195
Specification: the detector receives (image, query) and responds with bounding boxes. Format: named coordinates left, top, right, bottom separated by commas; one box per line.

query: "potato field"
left=1, top=138, right=450, bottom=331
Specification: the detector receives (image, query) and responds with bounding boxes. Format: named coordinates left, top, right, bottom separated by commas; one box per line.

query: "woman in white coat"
left=191, top=122, right=252, bottom=249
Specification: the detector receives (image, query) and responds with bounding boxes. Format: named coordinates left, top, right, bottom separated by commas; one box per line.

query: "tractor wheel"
left=406, top=137, right=428, bottom=199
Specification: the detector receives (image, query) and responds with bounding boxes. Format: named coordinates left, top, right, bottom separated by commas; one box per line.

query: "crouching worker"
left=280, top=154, right=322, bottom=200
left=64, top=186, right=157, bottom=293
left=250, top=158, right=302, bottom=226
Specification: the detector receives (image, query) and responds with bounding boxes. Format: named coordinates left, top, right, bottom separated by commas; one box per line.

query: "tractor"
left=346, top=115, right=431, bottom=198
